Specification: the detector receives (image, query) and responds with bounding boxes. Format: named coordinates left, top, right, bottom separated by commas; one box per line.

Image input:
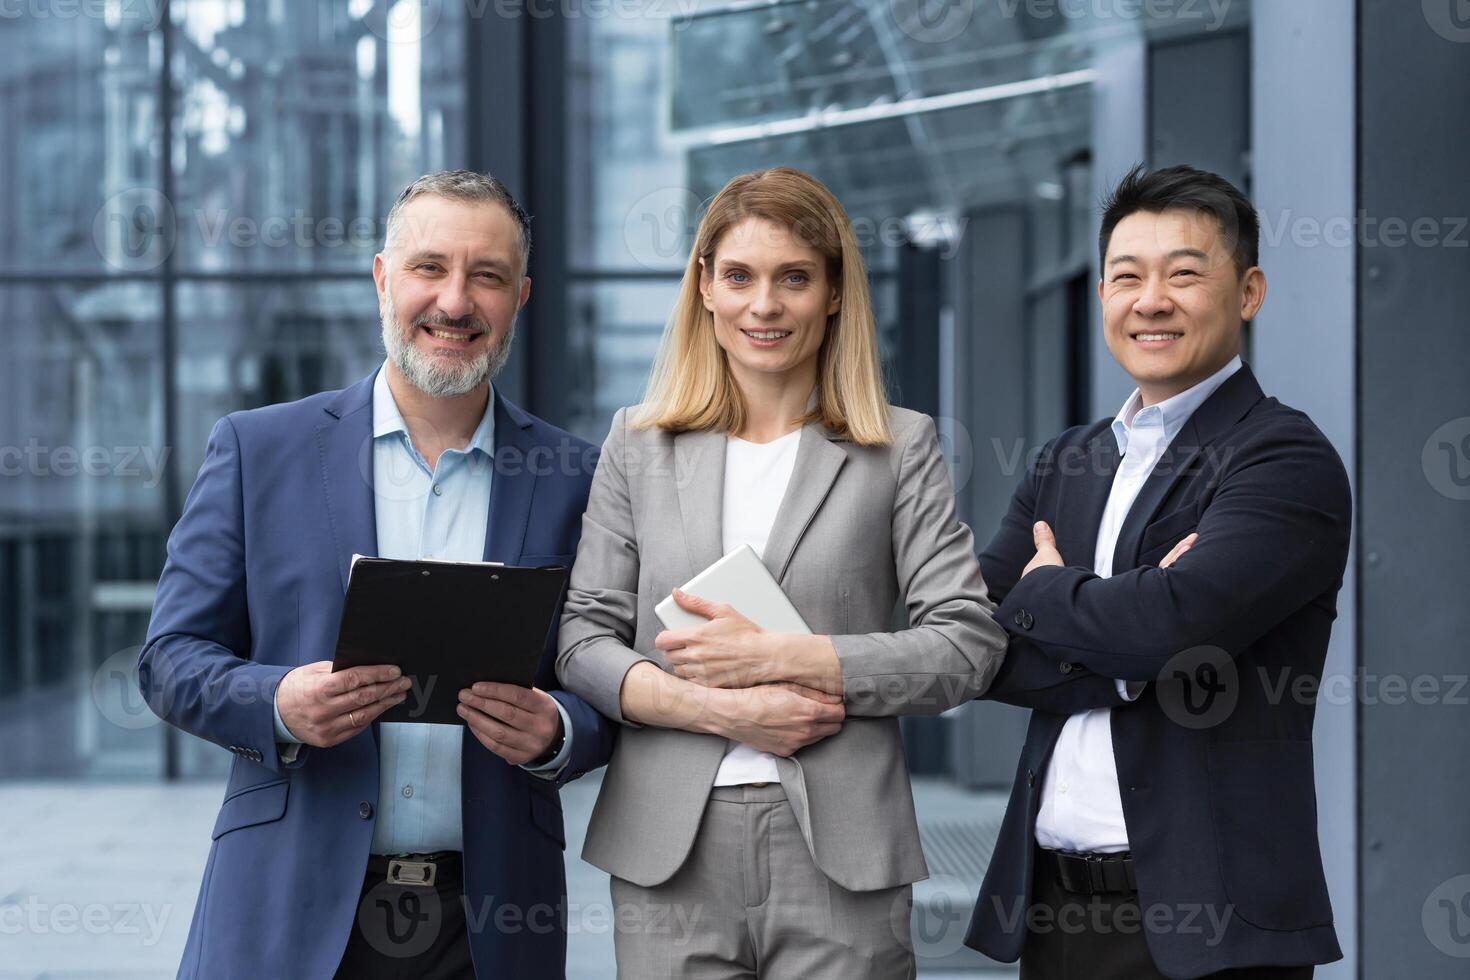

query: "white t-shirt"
left=711, top=428, right=803, bottom=787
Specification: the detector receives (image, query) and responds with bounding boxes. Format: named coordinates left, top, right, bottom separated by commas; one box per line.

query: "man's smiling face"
left=373, top=193, right=530, bottom=398
left=1099, top=207, right=1265, bottom=405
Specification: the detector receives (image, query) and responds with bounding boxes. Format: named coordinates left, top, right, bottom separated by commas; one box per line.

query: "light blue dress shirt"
left=272, top=364, right=571, bottom=855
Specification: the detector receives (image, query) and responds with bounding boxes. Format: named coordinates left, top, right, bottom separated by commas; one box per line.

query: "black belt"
left=1039, top=847, right=1137, bottom=894
left=366, top=850, right=462, bottom=888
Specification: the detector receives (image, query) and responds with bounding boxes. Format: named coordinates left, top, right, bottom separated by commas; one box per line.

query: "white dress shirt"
left=710, top=429, right=803, bottom=787
left=1034, top=356, right=1242, bottom=852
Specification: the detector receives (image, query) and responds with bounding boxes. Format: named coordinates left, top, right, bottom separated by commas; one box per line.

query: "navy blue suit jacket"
left=966, top=365, right=1350, bottom=978
left=140, top=370, right=615, bottom=979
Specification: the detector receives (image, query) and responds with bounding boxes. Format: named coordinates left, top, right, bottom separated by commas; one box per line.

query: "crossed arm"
left=557, top=411, right=1008, bottom=754
left=555, top=411, right=844, bottom=757
left=982, top=521, right=1195, bottom=714
left=979, top=422, right=1351, bottom=711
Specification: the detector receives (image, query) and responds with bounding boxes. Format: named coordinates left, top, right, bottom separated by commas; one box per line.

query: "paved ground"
left=0, top=774, right=1017, bottom=979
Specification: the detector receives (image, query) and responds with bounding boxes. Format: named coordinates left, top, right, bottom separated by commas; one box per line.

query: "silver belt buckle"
left=386, top=858, right=437, bottom=887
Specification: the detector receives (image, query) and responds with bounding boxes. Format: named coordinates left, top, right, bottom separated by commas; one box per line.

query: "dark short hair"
left=1099, top=164, right=1259, bottom=275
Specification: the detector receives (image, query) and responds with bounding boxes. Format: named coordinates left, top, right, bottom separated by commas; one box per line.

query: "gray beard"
left=380, top=284, right=515, bottom=398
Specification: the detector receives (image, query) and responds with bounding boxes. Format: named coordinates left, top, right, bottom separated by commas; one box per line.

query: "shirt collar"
left=372, top=361, right=497, bottom=457
left=1111, top=355, right=1243, bottom=456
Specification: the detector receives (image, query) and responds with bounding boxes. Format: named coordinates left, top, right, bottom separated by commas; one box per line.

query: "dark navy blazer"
left=140, top=370, right=615, bottom=979
left=967, top=365, right=1350, bottom=978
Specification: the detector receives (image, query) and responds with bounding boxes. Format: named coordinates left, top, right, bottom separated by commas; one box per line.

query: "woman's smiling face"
left=700, top=216, right=841, bottom=388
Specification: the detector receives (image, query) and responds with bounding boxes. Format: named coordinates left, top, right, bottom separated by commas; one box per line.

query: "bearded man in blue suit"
left=140, top=171, right=614, bottom=979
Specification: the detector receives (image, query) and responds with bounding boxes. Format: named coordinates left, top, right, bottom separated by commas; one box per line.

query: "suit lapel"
left=469, top=391, right=538, bottom=763
left=316, top=373, right=379, bottom=593
left=675, top=428, right=727, bottom=577
left=1110, top=364, right=1266, bottom=572
left=1058, top=428, right=1120, bottom=571
left=763, top=425, right=848, bottom=583
left=1110, top=417, right=1204, bottom=572
left=484, top=390, right=536, bottom=564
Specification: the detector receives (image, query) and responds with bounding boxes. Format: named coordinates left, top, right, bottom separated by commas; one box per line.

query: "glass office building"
left=2, top=3, right=1466, bottom=976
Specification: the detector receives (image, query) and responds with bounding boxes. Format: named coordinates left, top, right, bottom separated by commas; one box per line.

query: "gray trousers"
left=609, top=783, right=915, bottom=979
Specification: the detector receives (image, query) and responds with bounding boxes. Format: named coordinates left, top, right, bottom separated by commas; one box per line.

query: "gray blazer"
left=557, top=405, right=1008, bottom=891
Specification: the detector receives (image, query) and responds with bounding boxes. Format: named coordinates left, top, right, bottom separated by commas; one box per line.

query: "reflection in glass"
left=0, top=11, right=160, bottom=272
left=567, top=9, right=687, bottom=272
left=173, top=280, right=386, bottom=490
left=0, top=283, right=167, bottom=778
left=669, top=0, right=1091, bottom=132
left=563, top=281, right=681, bottom=443
left=171, top=0, right=466, bottom=271
left=0, top=1, right=467, bottom=781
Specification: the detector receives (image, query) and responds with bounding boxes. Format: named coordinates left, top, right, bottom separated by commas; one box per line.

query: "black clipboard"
left=331, top=556, right=569, bottom=725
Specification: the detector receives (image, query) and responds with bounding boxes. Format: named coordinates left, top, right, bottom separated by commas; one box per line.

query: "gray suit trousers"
left=609, top=783, right=915, bottom=979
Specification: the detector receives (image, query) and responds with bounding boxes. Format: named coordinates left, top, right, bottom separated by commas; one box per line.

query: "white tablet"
left=654, top=544, right=812, bottom=635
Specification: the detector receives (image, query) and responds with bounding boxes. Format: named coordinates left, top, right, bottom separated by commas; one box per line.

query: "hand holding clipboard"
left=275, top=556, right=570, bottom=754
left=330, top=556, right=569, bottom=725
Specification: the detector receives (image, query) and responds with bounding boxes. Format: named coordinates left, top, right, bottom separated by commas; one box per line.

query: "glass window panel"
left=171, top=279, right=386, bottom=498
left=0, top=9, right=161, bottom=273
left=684, top=86, right=1093, bottom=218
left=668, top=0, right=1093, bottom=132
left=170, top=0, right=466, bottom=272
left=562, top=280, right=681, bottom=443
left=566, top=10, right=688, bottom=272
left=0, top=282, right=168, bottom=779
left=0, top=2, right=472, bottom=787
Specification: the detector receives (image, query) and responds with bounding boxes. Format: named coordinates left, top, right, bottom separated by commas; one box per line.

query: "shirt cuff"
left=1116, top=678, right=1145, bottom=702
left=272, top=691, right=305, bottom=764
left=521, top=698, right=573, bottom=780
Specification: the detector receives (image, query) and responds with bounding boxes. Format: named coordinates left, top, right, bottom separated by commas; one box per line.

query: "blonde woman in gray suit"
left=557, top=167, right=1007, bottom=978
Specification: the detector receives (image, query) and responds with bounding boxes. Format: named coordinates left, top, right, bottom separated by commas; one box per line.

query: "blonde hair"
left=632, top=167, right=892, bottom=446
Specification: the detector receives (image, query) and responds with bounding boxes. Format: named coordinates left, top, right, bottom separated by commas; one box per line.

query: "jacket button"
left=359, top=801, right=374, bottom=820
left=1060, top=662, right=1075, bottom=673
left=1021, top=610, right=1034, bottom=630
left=1027, top=768, right=1035, bottom=787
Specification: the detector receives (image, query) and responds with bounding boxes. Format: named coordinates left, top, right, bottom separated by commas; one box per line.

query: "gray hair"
left=382, top=170, right=533, bottom=274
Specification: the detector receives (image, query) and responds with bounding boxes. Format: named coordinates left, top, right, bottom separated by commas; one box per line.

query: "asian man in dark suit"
left=965, top=165, right=1351, bottom=979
